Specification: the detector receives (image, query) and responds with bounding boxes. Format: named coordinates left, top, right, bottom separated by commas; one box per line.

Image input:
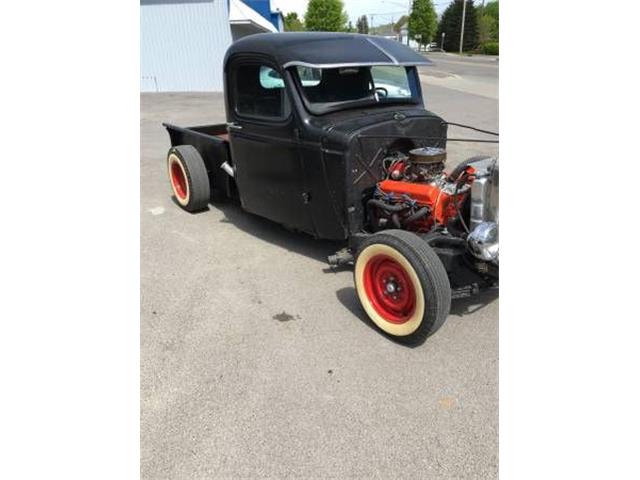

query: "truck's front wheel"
left=354, top=230, right=451, bottom=345
left=167, top=145, right=210, bottom=212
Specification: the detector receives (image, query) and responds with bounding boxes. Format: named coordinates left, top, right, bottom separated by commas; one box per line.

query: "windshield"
left=292, top=65, right=419, bottom=114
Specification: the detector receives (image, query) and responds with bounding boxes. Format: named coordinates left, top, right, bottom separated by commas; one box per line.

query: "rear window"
left=295, top=66, right=373, bottom=104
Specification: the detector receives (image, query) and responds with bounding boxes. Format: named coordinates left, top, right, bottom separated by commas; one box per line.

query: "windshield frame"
left=290, top=65, right=423, bottom=116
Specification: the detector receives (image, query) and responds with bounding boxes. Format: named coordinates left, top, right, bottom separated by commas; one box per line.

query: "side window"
left=234, top=64, right=288, bottom=119
left=371, top=66, right=412, bottom=98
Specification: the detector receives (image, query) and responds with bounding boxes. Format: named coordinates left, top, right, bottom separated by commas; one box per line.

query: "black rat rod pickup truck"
left=164, top=33, right=498, bottom=345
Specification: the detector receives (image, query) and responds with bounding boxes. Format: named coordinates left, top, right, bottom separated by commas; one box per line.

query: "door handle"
left=227, top=122, right=243, bottom=131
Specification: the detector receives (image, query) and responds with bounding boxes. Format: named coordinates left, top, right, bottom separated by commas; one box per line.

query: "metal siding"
left=141, top=0, right=232, bottom=91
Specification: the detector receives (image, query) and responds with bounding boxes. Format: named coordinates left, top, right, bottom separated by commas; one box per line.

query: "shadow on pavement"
left=335, top=286, right=423, bottom=348
left=449, top=288, right=499, bottom=317
left=211, top=199, right=498, bottom=335
left=214, top=200, right=344, bottom=264
left=336, top=287, right=420, bottom=348
left=335, top=285, right=499, bottom=345
left=169, top=195, right=210, bottom=212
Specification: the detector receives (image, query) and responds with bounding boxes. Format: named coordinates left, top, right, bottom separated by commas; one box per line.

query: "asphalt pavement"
left=141, top=53, right=499, bottom=479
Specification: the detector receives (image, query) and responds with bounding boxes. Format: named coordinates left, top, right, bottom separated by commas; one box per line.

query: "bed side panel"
left=164, top=123, right=231, bottom=196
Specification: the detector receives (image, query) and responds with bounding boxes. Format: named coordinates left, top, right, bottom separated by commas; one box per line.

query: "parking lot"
left=141, top=53, right=499, bottom=479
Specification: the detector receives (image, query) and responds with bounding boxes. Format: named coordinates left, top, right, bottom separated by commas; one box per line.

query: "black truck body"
left=163, top=33, right=498, bottom=344
left=165, top=108, right=446, bottom=241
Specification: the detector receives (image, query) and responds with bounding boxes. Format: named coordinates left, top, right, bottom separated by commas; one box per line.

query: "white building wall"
left=399, top=29, right=420, bottom=50
left=140, top=0, right=233, bottom=92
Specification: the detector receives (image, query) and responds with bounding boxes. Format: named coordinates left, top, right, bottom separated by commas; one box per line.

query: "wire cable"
left=444, top=121, right=499, bottom=137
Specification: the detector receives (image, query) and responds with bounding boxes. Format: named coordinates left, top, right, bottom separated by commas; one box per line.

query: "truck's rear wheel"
left=167, top=145, right=210, bottom=212
left=354, top=230, right=451, bottom=345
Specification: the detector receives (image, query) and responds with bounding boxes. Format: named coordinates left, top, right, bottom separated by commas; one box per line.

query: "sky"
left=271, top=0, right=472, bottom=27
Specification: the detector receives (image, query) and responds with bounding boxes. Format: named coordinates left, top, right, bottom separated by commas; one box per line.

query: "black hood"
left=315, top=106, right=447, bottom=159
left=309, top=106, right=448, bottom=238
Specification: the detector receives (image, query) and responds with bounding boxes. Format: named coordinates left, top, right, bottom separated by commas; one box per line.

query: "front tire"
left=167, top=145, right=210, bottom=212
left=354, top=230, right=451, bottom=345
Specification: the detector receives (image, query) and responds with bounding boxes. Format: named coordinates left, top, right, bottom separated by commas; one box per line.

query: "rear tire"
left=167, top=145, right=210, bottom=212
left=354, top=230, right=451, bottom=345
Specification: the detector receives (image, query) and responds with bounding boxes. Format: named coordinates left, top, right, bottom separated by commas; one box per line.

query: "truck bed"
left=163, top=122, right=232, bottom=197
left=164, top=122, right=229, bottom=147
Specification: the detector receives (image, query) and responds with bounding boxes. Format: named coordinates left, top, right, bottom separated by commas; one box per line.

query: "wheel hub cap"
left=363, top=255, right=416, bottom=324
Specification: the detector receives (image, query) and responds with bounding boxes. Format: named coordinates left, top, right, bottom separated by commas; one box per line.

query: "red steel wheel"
left=362, top=255, right=417, bottom=324
left=169, top=156, right=189, bottom=203
left=354, top=230, right=451, bottom=344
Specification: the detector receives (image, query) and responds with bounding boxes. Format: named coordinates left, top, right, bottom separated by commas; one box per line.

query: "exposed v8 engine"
left=368, top=147, right=475, bottom=233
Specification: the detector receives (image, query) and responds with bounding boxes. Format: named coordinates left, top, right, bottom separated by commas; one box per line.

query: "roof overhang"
left=229, top=0, right=277, bottom=33
left=282, top=38, right=432, bottom=68
left=283, top=61, right=432, bottom=69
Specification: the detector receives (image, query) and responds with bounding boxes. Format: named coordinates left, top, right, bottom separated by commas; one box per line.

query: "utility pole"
left=407, top=0, right=412, bottom=46
left=441, top=32, right=445, bottom=51
left=459, top=0, right=467, bottom=54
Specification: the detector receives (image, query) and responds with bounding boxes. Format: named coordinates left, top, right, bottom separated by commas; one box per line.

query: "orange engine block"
left=377, top=179, right=468, bottom=228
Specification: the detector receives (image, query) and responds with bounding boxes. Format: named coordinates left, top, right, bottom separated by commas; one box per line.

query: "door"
left=227, top=59, right=313, bottom=234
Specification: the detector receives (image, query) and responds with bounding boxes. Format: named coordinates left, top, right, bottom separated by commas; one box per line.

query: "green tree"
left=483, top=0, right=499, bottom=40
left=356, top=15, right=369, bottom=34
left=347, top=20, right=355, bottom=32
left=284, top=12, right=304, bottom=32
left=305, top=0, right=348, bottom=32
left=484, top=0, right=499, bottom=21
left=436, top=0, right=479, bottom=52
left=477, top=13, right=496, bottom=45
left=408, top=0, right=438, bottom=50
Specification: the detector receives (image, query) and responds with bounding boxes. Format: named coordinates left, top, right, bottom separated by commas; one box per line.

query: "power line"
left=363, top=10, right=407, bottom=16
left=363, top=10, right=407, bottom=17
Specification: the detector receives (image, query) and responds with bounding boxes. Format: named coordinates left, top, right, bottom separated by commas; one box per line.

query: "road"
left=141, top=53, right=498, bottom=479
left=421, top=52, right=499, bottom=101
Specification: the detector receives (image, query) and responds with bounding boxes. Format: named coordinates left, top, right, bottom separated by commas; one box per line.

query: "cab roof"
left=225, top=32, right=433, bottom=69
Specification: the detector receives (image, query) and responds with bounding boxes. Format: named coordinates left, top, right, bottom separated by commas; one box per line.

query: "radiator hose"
left=402, top=207, right=430, bottom=226
left=367, top=200, right=430, bottom=228
left=367, top=198, right=407, bottom=230
left=366, top=199, right=407, bottom=213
